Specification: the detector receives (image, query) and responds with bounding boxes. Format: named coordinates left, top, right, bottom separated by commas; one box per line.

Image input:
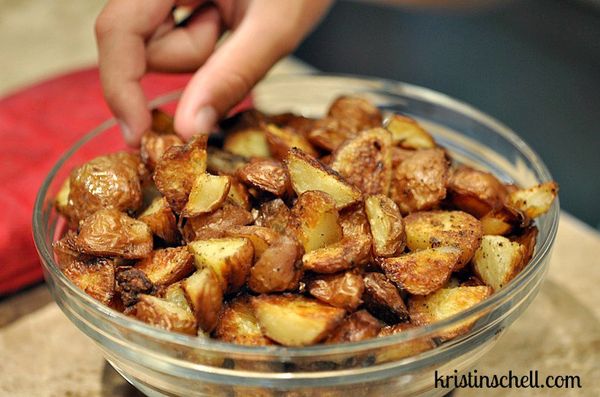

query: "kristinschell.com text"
left=435, top=369, right=582, bottom=390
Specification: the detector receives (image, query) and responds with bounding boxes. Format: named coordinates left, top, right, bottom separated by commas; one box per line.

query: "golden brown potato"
left=285, top=148, right=362, bottom=209
left=162, top=282, right=193, bottom=312
left=472, top=235, right=526, bottom=291
left=480, top=205, right=525, bottom=236
left=507, top=181, right=558, bottom=219
left=236, top=159, right=291, bottom=197
left=225, top=225, right=279, bottom=257
left=223, top=128, right=271, bottom=158
left=291, top=191, right=343, bottom=252
left=251, top=294, right=346, bottom=346
left=181, top=202, right=253, bottom=242
left=448, top=166, right=508, bottom=217
left=376, top=323, right=435, bottom=362
left=254, top=199, right=293, bottom=235
left=511, top=226, right=538, bottom=266
left=76, top=209, right=153, bottom=259
left=248, top=235, right=302, bottom=293
left=389, top=148, right=449, bottom=214
left=331, top=128, right=393, bottom=195
left=391, top=147, right=416, bottom=169
left=68, top=152, right=143, bottom=222
left=380, top=246, right=461, bottom=295
left=53, top=230, right=86, bottom=269
left=62, top=258, right=115, bottom=305
left=404, top=210, right=482, bottom=270
left=54, top=178, right=72, bottom=220
left=115, top=267, right=156, bottom=306
left=153, top=135, right=207, bottom=213
left=135, top=246, right=195, bottom=286
left=308, top=271, right=364, bottom=311
left=140, top=130, right=184, bottom=171
left=264, top=124, right=318, bottom=160
left=133, top=294, right=197, bottom=335
left=137, top=197, right=180, bottom=244
left=151, top=108, right=176, bottom=135
left=268, top=113, right=317, bottom=137
left=302, top=234, right=371, bottom=274
left=384, top=114, right=435, bottom=149
left=362, top=272, right=409, bottom=324
left=182, top=268, right=223, bottom=333
left=326, top=310, right=382, bottom=344
left=307, top=118, right=348, bottom=152
left=339, top=204, right=372, bottom=240
left=182, top=174, right=231, bottom=217
left=365, top=195, right=405, bottom=257
left=214, top=296, right=273, bottom=345
left=188, top=237, right=254, bottom=293
left=227, top=178, right=251, bottom=210
left=327, top=95, right=383, bottom=134
left=206, top=147, right=248, bottom=176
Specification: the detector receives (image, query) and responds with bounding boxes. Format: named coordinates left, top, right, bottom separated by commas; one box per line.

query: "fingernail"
left=194, top=106, right=217, bottom=134
left=117, top=119, right=134, bottom=142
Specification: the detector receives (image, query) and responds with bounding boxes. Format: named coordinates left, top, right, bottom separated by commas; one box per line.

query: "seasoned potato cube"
left=154, top=135, right=208, bottom=213
left=115, top=267, right=155, bottom=306
left=409, top=285, right=492, bottom=340
left=512, top=226, right=538, bottom=266
left=76, top=209, right=153, bottom=259
left=326, top=310, right=382, bottom=344
left=376, top=323, right=435, bottom=362
left=251, top=294, right=346, bottom=346
left=181, top=202, right=253, bottom=242
left=135, top=247, right=195, bottom=286
left=214, top=296, right=273, bottom=345
left=255, top=199, right=293, bottom=234
left=308, top=271, right=364, bottom=311
left=265, top=124, right=317, bottom=160
left=236, top=159, right=291, bottom=196
left=291, top=191, right=343, bottom=252
left=248, top=235, right=302, bottom=293
left=507, top=181, right=558, bottom=219
left=223, top=128, right=271, bottom=158
left=365, top=195, right=405, bottom=257
left=182, top=268, right=223, bottom=333
left=227, top=178, right=251, bottom=210
left=331, top=128, right=393, bottom=195
left=285, top=148, right=362, bottom=209
left=62, top=258, right=115, bottom=305
left=151, top=108, right=176, bottom=135
left=138, top=197, right=179, bottom=244
left=226, top=226, right=279, bottom=257
left=134, top=294, right=197, bottom=335
left=404, top=210, right=482, bottom=270
left=480, top=205, right=525, bottom=236
left=327, top=96, right=383, bottom=133
left=472, top=235, right=526, bottom=291
left=188, top=237, right=254, bottom=293
left=380, top=246, right=461, bottom=295
left=302, top=235, right=371, bottom=274
left=206, top=147, right=248, bottom=175
left=162, top=282, right=193, bottom=312
left=140, top=130, right=183, bottom=171
left=448, top=166, right=508, bottom=217
left=362, top=272, right=409, bottom=324
left=384, top=114, right=435, bottom=149
left=182, top=174, right=231, bottom=217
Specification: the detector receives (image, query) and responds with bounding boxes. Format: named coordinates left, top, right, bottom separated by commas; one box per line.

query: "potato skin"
left=213, top=296, right=273, bottom=345
left=181, top=202, right=253, bottom=242
left=448, top=166, right=508, bottom=217
left=248, top=235, right=303, bottom=293
left=182, top=268, right=224, bottom=333
left=265, top=124, right=318, bottom=160
left=365, top=195, right=405, bottom=257
left=326, top=310, right=382, bottom=344
left=255, top=199, right=293, bottom=235
left=327, top=96, right=383, bottom=134
left=308, top=271, right=365, bottom=311
left=62, top=258, right=115, bottom=305
left=140, top=130, right=183, bottom=171
left=134, top=294, right=197, bottom=335
left=362, top=272, right=409, bottom=324
left=237, top=159, right=291, bottom=197
left=206, top=147, right=248, bottom=176
left=302, top=235, right=371, bottom=274
left=135, top=246, right=195, bottom=286
left=138, top=197, right=180, bottom=244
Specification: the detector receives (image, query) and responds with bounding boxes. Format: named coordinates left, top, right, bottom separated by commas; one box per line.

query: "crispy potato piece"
left=251, top=294, right=346, bottom=346
left=291, top=191, right=343, bottom=252
left=182, top=268, right=223, bottom=333
left=181, top=202, right=253, bottom=242
left=365, top=195, right=405, bottom=257
left=472, top=235, right=526, bottom=291
left=327, top=96, right=383, bottom=134
left=206, top=147, right=248, bottom=175
left=182, top=174, right=231, bottom=217
left=512, top=226, right=538, bottom=266
left=331, top=128, right=393, bottom=195
left=153, top=135, right=208, bottom=213
left=236, top=159, right=291, bottom=196
left=480, top=205, right=525, bottom=236
left=134, top=294, right=197, bottom=335
left=188, top=237, right=254, bottom=293
left=62, top=258, right=115, bottom=305
left=362, top=272, right=409, bottom=324
left=248, top=235, right=302, bottom=293
left=409, top=285, right=492, bottom=340
left=76, top=209, right=153, bottom=259
left=227, top=178, right=251, bottom=210
left=404, top=210, right=483, bottom=270
left=307, top=118, right=348, bottom=152
left=140, top=130, right=184, bottom=171
left=326, top=310, right=382, bottom=344
left=384, top=114, right=435, bottom=149
left=380, top=247, right=461, bottom=295
left=69, top=152, right=143, bottom=222
left=448, top=166, right=508, bottom=217
left=376, top=323, right=435, bottom=362
left=268, top=113, right=317, bottom=136
left=138, top=197, right=180, bottom=244
left=115, top=267, right=156, bottom=306
left=302, top=234, right=371, bottom=274
left=339, top=204, right=372, bottom=239
left=507, top=181, right=558, bottom=219
left=53, top=230, right=85, bottom=269
left=214, top=296, right=273, bottom=345
left=391, top=147, right=416, bottom=168
left=308, top=271, right=364, bottom=311
left=389, top=148, right=449, bottom=214
left=225, top=226, right=279, bottom=257
left=223, top=128, right=271, bottom=158
left=55, top=178, right=72, bottom=219
left=255, top=199, right=293, bottom=234
left=151, top=108, right=176, bottom=135
left=285, top=148, right=362, bottom=209
left=162, top=282, right=193, bottom=312
left=135, top=247, right=195, bottom=286
left=265, top=124, right=318, bottom=160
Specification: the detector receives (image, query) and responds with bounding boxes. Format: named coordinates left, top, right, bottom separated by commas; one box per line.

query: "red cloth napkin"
left=0, top=67, right=195, bottom=295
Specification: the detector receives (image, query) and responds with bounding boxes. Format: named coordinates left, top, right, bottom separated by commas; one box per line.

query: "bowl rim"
left=33, top=73, right=559, bottom=359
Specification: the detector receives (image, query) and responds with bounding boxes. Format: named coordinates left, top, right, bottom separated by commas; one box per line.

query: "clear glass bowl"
left=33, top=74, right=559, bottom=397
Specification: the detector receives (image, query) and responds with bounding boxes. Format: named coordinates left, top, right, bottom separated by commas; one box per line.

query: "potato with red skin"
left=206, top=147, right=248, bottom=176
left=326, top=310, right=382, bottom=344
left=236, top=159, right=292, bottom=197
left=181, top=202, right=253, bottom=242
left=138, top=197, right=180, bottom=244
left=362, top=272, right=409, bottom=324
left=302, top=234, right=371, bottom=274
left=225, top=226, right=280, bottom=257
left=264, top=124, right=318, bottom=160
left=255, top=199, right=293, bottom=235
left=140, top=130, right=183, bottom=171
left=249, top=235, right=303, bottom=293
left=448, top=166, right=508, bottom=217
left=327, top=96, right=383, bottom=135
left=134, top=294, right=197, bottom=335
left=308, top=271, right=364, bottom=311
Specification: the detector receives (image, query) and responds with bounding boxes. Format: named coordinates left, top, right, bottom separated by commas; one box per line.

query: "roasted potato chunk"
left=53, top=230, right=86, bottom=269
left=376, top=323, right=435, bottom=362
left=302, top=234, right=371, bottom=274
left=326, top=310, right=382, bottom=344
left=384, top=114, right=435, bottom=149
left=507, top=181, right=558, bottom=219
left=448, top=166, right=508, bottom=217
left=339, top=204, right=372, bottom=240
left=236, top=159, right=291, bottom=196
left=181, top=202, right=253, bottom=242
left=206, top=147, right=248, bottom=175
left=307, top=118, right=348, bottom=152
left=162, top=282, right=193, bottom=312
left=188, top=237, right=254, bottom=293
left=151, top=108, right=176, bottom=135
left=472, top=235, right=526, bottom=291
left=227, top=178, right=251, bottom=210
left=390, top=148, right=449, bottom=214
left=115, top=267, right=155, bottom=306
left=308, top=271, right=364, bottom=311
left=223, top=128, right=271, bottom=158
left=331, top=128, right=393, bottom=195
left=54, top=178, right=72, bottom=219
left=362, top=272, right=409, bottom=324
left=249, top=235, right=302, bottom=293
left=214, top=296, right=273, bottom=345
left=138, top=197, right=179, bottom=244
left=182, top=174, right=231, bottom=217
left=135, top=246, right=195, bottom=286
left=327, top=95, right=383, bottom=134
left=76, top=209, right=153, bottom=259
left=380, top=247, right=461, bottom=295
left=140, top=130, right=184, bottom=171
left=480, top=205, right=525, bottom=236
left=512, top=226, right=538, bottom=266
left=255, top=199, right=293, bottom=235
left=225, top=226, right=279, bottom=257
left=291, top=190, right=343, bottom=252
left=265, top=124, right=317, bottom=160
left=182, top=268, right=223, bottom=333
left=251, top=294, right=346, bottom=346
left=268, top=112, right=317, bottom=136
left=153, top=135, right=207, bottom=213
left=365, top=195, right=405, bottom=257
left=62, top=258, right=115, bottom=305
left=134, top=294, right=197, bottom=335
left=285, top=148, right=362, bottom=209
left=404, top=210, right=483, bottom=270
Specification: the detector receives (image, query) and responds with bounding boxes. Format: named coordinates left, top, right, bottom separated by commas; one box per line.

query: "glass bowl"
left=33, top=74, right=559, bottom=397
